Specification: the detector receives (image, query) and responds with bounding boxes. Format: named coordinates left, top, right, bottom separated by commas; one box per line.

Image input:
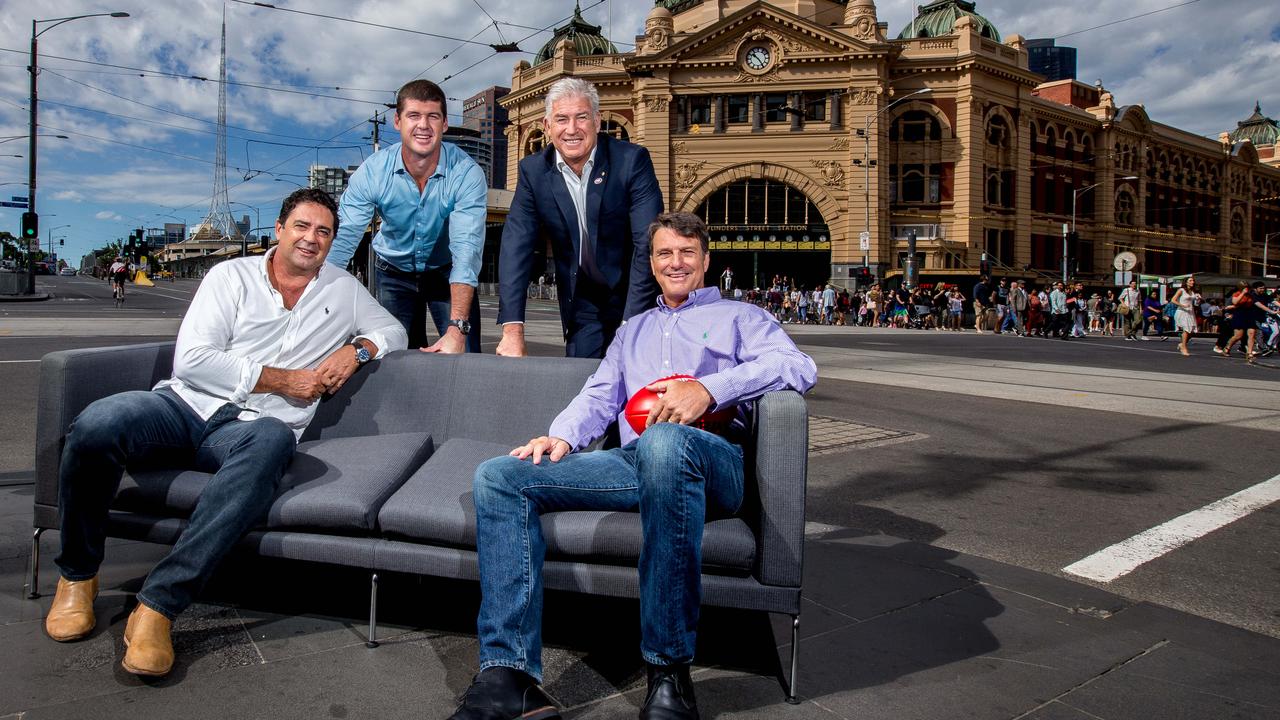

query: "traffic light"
left=59, top=239, right=64, bottom=246
left=259, top=236, right=269, bottom=250
left=21, top=212, right=37, bottom=240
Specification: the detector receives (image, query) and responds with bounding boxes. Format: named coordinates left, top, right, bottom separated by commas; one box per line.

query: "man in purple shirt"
left=449, top=213, right=816, bottom=720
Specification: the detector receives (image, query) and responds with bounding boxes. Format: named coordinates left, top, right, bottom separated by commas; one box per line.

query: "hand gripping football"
left=624, top=374, right=736, bottom=436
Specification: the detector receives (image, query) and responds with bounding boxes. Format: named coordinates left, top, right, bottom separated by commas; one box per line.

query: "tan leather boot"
left=122, top=603, right=174, bottom=677
left=45, top=576, right=98, bottom=642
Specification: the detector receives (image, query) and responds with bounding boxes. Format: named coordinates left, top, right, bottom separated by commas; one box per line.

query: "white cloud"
left=5, top=0, right=1277, bottom=246
left=94, top=210, right=123, bottom=221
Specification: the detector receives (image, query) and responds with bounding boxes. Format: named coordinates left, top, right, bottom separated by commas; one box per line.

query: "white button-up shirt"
left=154, top=250, right=408, bottom=440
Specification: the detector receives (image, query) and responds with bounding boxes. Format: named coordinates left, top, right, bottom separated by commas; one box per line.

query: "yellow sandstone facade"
left=500, top=0, right=1280, bottom=287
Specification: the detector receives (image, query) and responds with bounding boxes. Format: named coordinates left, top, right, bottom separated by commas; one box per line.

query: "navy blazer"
left=497, top=133, right=664, bottom=326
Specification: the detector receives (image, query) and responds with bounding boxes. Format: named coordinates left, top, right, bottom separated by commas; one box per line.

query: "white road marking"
left=1062, top=473, right=1280, bottom=582
left=0, top=359, right=40, bottom=363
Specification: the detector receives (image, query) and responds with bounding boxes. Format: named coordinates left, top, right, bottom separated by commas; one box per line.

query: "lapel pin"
left=593, top=177, right=603, bottom=185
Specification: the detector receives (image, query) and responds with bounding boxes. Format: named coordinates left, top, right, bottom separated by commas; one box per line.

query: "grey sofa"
left=30, top=342, right=809, bottom=699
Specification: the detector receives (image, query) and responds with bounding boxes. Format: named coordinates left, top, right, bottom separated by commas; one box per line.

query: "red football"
left=624, top=375, right=736, bottom=436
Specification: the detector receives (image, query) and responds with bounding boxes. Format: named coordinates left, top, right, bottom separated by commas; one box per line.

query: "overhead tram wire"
left=1055, top=0, right=1203, bottom=40
left=0, top=46, right=396, bottom=104
left=227, top=0, right=530, bottom=54
left=40, top=70, right=370, bottom=145
left=37, top=89, right=364, bottom=152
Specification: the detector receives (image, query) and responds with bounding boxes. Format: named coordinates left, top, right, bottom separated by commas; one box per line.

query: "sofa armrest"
left=751, top=390, right=808, bottom=588
left=34, top=342, right=176, bottom=521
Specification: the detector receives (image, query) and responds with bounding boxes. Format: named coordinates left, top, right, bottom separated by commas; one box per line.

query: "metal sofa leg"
left=27, top=528, right=45, bottom=599
left=785, top=614, right=800, bottom=704
left=366, top=572, right=379, bottom=648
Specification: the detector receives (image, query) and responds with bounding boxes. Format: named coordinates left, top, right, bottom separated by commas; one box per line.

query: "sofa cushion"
left=116, top=432, right=433, bottom=532
left=377, top=438, right=757, bottom=573
left=377, top=437, right=510, bottom=546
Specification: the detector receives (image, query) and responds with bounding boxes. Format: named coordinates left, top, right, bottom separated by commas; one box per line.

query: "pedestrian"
left=972, top=275, right=992, bottom=333
left=1143, top=290, right=1164, bottom=337
left=1049, top=281, right=1072, bottom=339
left=1222, top=281, right=1277, bottom=363
left=822, top=283, right=836, bottom=325
left=1101, top=290, right=1117, bottom=336
left=1119, top=279, right=1143, bottom=341
left=1170, top=277, right=1201, bottom=357
left=1007, top=280, right=1028, bottom=336
left=948, top=288, right=965, bottom=331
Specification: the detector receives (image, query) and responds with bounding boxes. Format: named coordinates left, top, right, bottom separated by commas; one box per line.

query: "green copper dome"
left=654, top=0, right=701, bottom=13
left=898, top=0, right=1001, bottom=41
left=534, top=2, right=618, bottom=65
left=1229, top=102, right=1280, bottom=147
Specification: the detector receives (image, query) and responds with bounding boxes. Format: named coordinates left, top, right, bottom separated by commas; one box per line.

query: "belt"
left=374, top=256, right=448, bottom=278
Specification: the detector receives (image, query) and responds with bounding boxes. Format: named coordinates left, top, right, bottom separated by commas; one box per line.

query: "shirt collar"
left=393, top=141, right=449, bottom=180
left=554, top=145, right=597, bottom=178
left=654, top=285, right=719, bottom=314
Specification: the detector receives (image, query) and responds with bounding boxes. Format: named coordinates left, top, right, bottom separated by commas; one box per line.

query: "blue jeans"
left=55, top=388, right=295, bottom=620
left=472, top=423, right=744, bottom=681
left=374, top=258, right=482, bottom=352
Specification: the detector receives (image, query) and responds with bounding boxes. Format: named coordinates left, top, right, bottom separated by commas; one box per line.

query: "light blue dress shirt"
left=327, top=141, right=488, bottom=286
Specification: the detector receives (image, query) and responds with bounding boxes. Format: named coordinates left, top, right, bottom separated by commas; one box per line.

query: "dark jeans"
left=55, top=388, right=295, bottom=619
left=564, top=278, right=625, bottom=359
left=472, top=424, right=744, bottom=681
left=1048, top=312, right=1072, bottom=338
left=374, top=257, right=482, bottom=351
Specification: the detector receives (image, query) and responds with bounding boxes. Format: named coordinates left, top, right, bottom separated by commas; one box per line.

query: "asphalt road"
left=2, top=273, right=1277, bottom=639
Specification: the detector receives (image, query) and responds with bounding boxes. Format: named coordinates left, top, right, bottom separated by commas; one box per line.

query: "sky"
left=0, top=0, right=1276, bottom=266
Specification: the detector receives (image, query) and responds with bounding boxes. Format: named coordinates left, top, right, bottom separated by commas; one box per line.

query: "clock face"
left=744, top=45, right=771, bottom=71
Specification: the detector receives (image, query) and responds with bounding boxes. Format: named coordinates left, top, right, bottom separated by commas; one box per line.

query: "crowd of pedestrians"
left=732, top=273, right=1280, bottom=364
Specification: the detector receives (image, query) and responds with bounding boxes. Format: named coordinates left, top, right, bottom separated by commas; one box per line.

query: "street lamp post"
left=1069, top=175, right=1138, bottom=282
left=28, top=11, right=129, bottom=293
left=47, top=223, right=69, bottom=266
left=863, top=87, right=931, bottom=280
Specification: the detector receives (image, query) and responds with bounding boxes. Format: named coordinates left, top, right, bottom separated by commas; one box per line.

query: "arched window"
left=602, top=119, right=629, bottom=142
left=523, top=128, right=547, bottom=157
left=1116, top=190, right=1135, bottom=226
left=890, top=110, right=941, bottom=142
left=698, top=179, right=825, bottom=228
left=986, top=116, right=1009, bottom=148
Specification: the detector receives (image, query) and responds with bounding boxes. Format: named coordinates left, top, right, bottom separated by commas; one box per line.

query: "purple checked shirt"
left=549, top=286, right=818, bottom=451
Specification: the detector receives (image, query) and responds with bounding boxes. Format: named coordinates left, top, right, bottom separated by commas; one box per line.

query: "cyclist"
left=109, top=256, right=128, bottom=301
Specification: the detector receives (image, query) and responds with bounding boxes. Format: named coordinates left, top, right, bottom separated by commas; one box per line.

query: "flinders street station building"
left=498, top=0, right=1280, bottom=289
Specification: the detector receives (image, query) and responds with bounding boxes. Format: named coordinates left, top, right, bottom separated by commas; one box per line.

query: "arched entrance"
left=690, top=179, right=832, bottom=291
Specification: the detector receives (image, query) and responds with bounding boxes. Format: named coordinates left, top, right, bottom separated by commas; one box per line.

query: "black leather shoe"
left=448, top=667, right=560, bottom=720
left=639, top=663, right=699, bottom=720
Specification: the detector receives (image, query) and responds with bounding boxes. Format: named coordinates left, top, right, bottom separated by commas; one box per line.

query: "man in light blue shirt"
left=328, top=80, right=488, bottom=353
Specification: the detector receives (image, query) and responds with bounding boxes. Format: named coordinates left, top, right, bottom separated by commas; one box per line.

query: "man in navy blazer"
left=496, top=77, right=663, bottom=359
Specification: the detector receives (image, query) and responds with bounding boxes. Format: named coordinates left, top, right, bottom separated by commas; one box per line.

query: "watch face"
left=744, top=46, right=771, bottom=70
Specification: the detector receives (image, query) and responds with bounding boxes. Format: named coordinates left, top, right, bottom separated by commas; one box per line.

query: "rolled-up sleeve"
left=446, top=162, right=489, bottom=287
left=350, top=279, right=408, bottom=358
left=171, top=265, right=263, bottom=403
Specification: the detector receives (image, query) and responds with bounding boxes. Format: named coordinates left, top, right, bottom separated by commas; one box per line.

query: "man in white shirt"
left=43, top=189, right=407, bottom=677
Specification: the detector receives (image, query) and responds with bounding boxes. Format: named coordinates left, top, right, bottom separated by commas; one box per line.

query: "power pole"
left=364, top=111, right=385, bottom=293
